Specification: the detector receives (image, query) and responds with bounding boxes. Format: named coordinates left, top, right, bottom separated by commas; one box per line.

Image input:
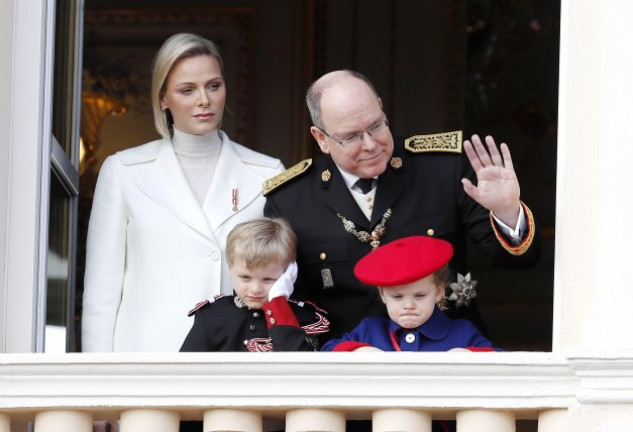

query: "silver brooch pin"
left=448, top=272, right=478, bottom=308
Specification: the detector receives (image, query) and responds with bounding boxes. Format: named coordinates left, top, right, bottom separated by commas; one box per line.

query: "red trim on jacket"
left=264, top=296, right=300, bottom=329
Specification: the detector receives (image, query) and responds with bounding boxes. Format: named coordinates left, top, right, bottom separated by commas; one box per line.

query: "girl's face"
left=378, top=274, right=443, bottom=329
left=161, top=54, right=226, bottom=136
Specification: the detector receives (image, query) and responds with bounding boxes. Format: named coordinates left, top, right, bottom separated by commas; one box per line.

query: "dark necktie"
left=354, top=178, right=375, bottom=194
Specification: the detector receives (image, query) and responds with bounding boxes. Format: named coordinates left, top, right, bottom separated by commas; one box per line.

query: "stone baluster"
left=34, top=410, right=92, bottom=432
left=120, top=409, right=179, bottom=432
left=373, top=408, right=432, bottom=432
left=538, top=409, right=569, bottom=431
left=204, top=409, right=262, bottom=432
left=456, top=409, right=515, bottom=432
left=286, top=409, right=345, bottom=432
left=0, top=414, right=10, bottom=432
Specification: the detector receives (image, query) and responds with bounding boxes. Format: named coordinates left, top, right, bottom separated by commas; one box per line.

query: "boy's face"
left=229, top=258, right=286, bottom=309
left=378, top=274, right=443, bottom=329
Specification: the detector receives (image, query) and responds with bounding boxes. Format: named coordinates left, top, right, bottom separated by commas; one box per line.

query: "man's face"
left=378, top=275, right=443, bottom=329
left=311, top=78, right=394, bottom=179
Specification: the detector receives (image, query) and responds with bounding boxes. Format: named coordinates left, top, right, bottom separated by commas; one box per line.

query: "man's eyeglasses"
left=319, top=118, right=390, bottom=147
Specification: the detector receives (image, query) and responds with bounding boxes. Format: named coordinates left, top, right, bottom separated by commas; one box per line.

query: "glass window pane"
left=45, top=171, right=72, bottom=353
left=52, top=0, right=81, bottom=161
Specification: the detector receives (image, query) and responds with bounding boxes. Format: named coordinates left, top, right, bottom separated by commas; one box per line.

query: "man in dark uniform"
left=263, top=70, right=540, bottom=340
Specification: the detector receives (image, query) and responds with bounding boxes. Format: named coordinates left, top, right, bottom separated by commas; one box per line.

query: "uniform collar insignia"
left=321, top=169, right=332, bottom=189
left=390, top=157, right=403, bottom=169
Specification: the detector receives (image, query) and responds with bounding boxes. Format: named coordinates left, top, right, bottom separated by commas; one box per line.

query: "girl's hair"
left=434, top=264, right=451, bottom=310
left=226, top=218, right=297, bottom=269
left=151, top=33, right=224, bottom=138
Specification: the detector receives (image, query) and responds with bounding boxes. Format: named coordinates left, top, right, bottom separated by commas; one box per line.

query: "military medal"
left=321, top=268, right=334, bottom=288
left=321, top=169, right=332, bottom=189
left=319, top=251, right=334, bottom=288
left=232, top=188, right=238, bottom=212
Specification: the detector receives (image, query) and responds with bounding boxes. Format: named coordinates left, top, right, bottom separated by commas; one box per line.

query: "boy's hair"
left=226, top=218, right=297, bottom=269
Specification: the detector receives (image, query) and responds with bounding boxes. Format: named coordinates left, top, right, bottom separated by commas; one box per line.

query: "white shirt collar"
left=336, top=167, right=377, bottom=191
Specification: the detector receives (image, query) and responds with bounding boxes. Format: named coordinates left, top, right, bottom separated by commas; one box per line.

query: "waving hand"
left=461, top=134, right=521, bottom=227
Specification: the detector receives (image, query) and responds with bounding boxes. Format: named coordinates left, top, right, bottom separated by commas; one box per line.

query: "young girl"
left=322, top=236, right=496, bottom=352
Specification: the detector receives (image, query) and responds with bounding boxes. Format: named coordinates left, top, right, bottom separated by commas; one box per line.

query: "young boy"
left=321, top=235, right=495, bottom=352
left=180, top=217, right=329, bottom=352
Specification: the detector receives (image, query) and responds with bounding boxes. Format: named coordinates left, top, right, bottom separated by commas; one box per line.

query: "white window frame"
left=3, top=0, right=82, bottom=353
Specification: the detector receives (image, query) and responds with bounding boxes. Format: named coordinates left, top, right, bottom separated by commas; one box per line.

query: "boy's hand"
left=267, top=261, right=298, bottom=300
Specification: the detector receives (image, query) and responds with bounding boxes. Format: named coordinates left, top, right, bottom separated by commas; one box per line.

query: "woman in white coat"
left=82, top=33, right=284, bottom=352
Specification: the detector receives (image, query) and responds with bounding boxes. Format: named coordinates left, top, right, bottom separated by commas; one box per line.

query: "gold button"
left=427, top=229, right=435, bottom=236
left=320, top=252, right=327, bottom=260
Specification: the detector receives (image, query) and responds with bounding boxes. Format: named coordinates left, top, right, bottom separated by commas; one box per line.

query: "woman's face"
left=161, top=54, right=226, bottom=136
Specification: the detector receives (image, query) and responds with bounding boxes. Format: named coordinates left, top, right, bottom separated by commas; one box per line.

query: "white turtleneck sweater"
left=171, top=128, right=222, bottom=205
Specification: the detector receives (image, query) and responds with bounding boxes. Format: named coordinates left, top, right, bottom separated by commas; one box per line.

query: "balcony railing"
left=1, top=351, right=632, bottom=431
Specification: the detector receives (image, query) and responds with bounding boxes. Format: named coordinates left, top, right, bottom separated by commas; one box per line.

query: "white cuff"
left=491, top=204, right=526, bottom=245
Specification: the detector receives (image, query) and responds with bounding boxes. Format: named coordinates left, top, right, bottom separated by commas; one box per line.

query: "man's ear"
left=310, top=126, right=330, bottom=154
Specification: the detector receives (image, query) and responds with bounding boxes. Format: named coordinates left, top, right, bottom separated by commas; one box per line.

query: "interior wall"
left=315, top=0, right=464, bottom=136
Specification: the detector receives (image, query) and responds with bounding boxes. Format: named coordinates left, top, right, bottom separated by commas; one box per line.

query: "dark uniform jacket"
left=180, top=295, right=329, bottom=352
left=263, top=135, right=540, bottom=339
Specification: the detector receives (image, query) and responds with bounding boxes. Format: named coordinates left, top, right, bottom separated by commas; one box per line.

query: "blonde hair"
left=151, top=33, right=224, bottom=138
left=226, top=218, right=297, bottom=269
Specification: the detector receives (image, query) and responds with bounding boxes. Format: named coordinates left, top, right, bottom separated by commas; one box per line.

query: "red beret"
left=354, top=236, right=454, bottom=286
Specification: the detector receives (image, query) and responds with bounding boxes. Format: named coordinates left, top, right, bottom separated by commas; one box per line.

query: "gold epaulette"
left=263, top=158, right=313, bottom=196
left=404, top=130, right=463, bottom=154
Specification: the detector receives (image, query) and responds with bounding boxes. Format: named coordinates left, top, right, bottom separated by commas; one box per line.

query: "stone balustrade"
left=1, top=351, right=633, bottom=431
